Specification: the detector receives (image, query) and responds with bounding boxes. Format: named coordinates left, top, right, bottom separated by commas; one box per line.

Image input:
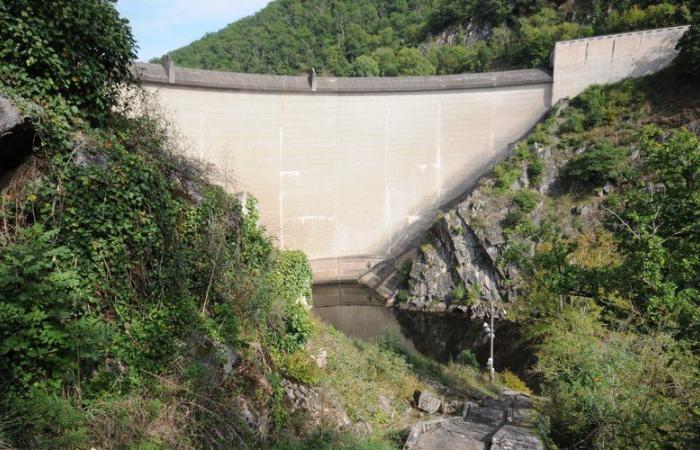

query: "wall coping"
left=132, top=61, right=552, bottom=93
left=555, top=25, right=690, bottom=47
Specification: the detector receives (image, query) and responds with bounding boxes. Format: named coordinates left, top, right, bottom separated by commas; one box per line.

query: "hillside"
left=386, top=61, right=700, bottom=448
left=166, top=0, right=693, bottom=76
left=0, top=2, right=505, bottom=449
left=2, top=1, right=699, bottom=449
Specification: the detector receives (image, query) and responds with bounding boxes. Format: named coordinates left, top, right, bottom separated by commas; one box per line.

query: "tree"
left=396, top=48, right=435, bottom=76
left=350, top=55, right=381, bottom=77
left=676, top=13, right=700, bottom=75
left=0, top=0, right=136, bottom=120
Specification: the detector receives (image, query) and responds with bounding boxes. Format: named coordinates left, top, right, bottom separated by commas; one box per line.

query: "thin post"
left=489, top=300, right=495, bottom=381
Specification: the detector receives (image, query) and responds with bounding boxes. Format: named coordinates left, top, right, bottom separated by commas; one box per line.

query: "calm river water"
left=312, top=283, right=533, bottom=369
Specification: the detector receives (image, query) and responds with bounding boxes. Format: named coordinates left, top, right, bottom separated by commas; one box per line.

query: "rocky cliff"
left=361, top=99, right=605, bottom=317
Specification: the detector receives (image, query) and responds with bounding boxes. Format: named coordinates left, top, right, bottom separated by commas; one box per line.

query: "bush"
left=573, top=86, right=607, bottom=127
left=396, top=48, right=435, bottom=76
left=561, top=110, right=585, bottom=134
left=500, top=370, right=532, bottom=395
left=452, top=282, right=467, bottom=302
left=537, top=309, right=700, bottom=448
left=512, top=189, right=539, bottom=213
left=493, top=160, right=521, bottom=192
left=455, top=350, right=480, bottom=371
left=527, top=154, right=544, bottom=185
left=0, top=226, right=108, bottom=397
left=275, top=350, right=321, bottom=385
left=396, top=290, right=410, bottom=302
left=564, top=142, right=629, bottom=188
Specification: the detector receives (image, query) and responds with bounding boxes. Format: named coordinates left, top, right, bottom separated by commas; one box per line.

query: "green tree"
left=676, top=13, right=700, bottom=75
left=372, top=47, right=400, bottom=76
left=351, top=55, right=381, bottom=77
left=612, top=127, right=700, bottom=339
left=396, top=47, right=436, bottom=75
left=0, top=0, right=135, bottom=120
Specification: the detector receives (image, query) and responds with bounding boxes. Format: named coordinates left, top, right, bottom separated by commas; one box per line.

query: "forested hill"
left=164, top=0, right=694, bottom=77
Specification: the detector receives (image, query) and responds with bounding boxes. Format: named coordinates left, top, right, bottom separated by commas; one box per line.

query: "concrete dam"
left=134, top=26, right=688, bottom=282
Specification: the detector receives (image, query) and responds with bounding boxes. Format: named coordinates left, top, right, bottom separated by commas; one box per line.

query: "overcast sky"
left=117, top=0, right=273, bottom=61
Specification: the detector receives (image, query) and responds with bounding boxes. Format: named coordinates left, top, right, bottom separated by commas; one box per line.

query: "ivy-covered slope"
left=165, top=0, right=693, bottom=76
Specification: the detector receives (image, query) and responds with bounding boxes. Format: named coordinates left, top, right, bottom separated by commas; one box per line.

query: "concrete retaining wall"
left=135, top=26, right=688, bottom=281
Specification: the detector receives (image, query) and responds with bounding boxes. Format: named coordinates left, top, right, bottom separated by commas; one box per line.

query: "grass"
left=304, top=317, right=501, bottom=445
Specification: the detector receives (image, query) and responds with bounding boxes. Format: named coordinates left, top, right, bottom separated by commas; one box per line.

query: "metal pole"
left=489, top=301, right=495, bottom=382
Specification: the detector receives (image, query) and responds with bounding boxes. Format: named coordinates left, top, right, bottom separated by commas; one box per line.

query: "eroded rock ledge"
left=360, top=102, right=578, bottom=316
left=404, top=389, right=543, bottom=450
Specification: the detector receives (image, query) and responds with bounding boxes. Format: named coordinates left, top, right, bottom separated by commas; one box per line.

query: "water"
left=312, top=283, right=533, bottom=370
left=312, top=283, right=419, bottom=353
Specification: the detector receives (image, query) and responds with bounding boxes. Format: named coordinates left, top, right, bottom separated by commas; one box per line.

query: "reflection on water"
left=312, top=283, right=534, bottom=371
left=312, top=283, right=418, bottom=353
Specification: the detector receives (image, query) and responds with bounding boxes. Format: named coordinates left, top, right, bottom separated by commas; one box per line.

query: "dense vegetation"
left=480, top=54, right=700, bottom=446
left=167, top=0, right=694, bottom=76
left=2, top=1, right=699, bottom=448
left=0, top=1, right=502, bottom=448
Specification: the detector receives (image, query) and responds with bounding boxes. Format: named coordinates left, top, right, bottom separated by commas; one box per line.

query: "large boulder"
left=414, top=390, right=442, bottom=414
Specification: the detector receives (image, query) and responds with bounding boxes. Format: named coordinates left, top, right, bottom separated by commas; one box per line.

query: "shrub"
left=564, top=142, right=629, bottom=188
left=396, top=48, right=435, bottom=76
left=455, top=350, right=480, bottom=371
left=274, top=303, right=314, bottom=354
left=526, top=123, right=552, bottom=145
left=0, top=225, right=108, bottom=397
left=537, top=309, right=700, bottom=448
left=452, top=282, right=467, bottom=302
left=275, top=350, right=320, bottom=385
left=512, top=189, right=539, bottom=213
left=493, top=160, right=521, bottom=192
left=527, top=154, right=545, bottom=185
left=561, top=110, right=585, bottom=134
left=500, top=370, right=532, bottom=395
left=396, top=290, right=410, bottom=302
left=573, top=85, right=607, bottom=127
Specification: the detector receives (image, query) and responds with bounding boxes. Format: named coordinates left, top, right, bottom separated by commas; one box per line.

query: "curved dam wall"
left=134, top=26, right=687, bottom=282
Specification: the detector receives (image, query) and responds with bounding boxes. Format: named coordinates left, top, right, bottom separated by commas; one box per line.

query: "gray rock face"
left=0, top=97, right=22, bottom=133
left=414, top=390, right=442, bottom=414
left=404, top=391, right=543, bottom=450
left=0, top=96, right=34, bottom=179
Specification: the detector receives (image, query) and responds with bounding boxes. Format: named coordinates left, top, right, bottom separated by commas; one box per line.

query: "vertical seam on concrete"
left=611, top=38, right=616, bottom=67
left=279, top=100, right=285, bottom=248
left=333, top=93, right=339, bottom=255
left=199, top=109, right=205, bottom=160
left=383, top=100, right=390, bottom=245
left=436, top=100, right=442, bottom=207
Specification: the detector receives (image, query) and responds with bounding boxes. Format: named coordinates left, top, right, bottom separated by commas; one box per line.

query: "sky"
left=116, top=0, right=273, bottom=61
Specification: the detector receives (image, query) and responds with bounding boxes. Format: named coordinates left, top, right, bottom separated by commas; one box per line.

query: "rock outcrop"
left=0, top=96, right=34, bottom=180
left=362, top=102, right=584, bottom=316
left=403, top=390, right=543, bottom=450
